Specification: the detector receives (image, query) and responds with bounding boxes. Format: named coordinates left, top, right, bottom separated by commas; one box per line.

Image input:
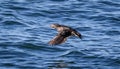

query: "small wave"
left=49, top=0, right=67, bottom=2
left=99, top=0, right=120, bottom=7
left=0, top=17, right=3, bottom=21
left=12, top=0, right=27, bottom=3
left=1, top=49, right=32, bottom=56
left=98, top=55, right=120, bottom=66
left=105, top=30, right=120, bottom=36
left=18, top=43, right=67, bottom=52
left=17, top=65, right=41, bottom=69
left=6, top=4, right=29, bottom=11
left=77, top=27, right=92, bottom=31
left=21, top=11, right=45, bottom=17
left=89, top=15, right=107, bottom=21
left=1, top=12, right=15, bottom=17
left=60, top=50, right=85, bottom=57
left=2, top=20, right=25, bottom=26
left=1, top=63, right=16, bottom=67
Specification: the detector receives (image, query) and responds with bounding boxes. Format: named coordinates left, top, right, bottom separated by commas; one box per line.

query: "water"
left=0, top=0, right=120, bottom=69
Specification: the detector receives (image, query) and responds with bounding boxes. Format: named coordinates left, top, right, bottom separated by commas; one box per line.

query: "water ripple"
left=2, top=20, right=24, bottom=26
left=106, top=30, right=120, bottom=36
left=0, top=0, right=120, bottom=69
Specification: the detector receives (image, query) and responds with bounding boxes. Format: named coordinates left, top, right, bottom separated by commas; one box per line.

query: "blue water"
left=0, top=0, right=120, bottom=69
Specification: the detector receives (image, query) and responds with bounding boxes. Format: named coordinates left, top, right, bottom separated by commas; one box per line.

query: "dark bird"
left=49, top=24, right=82, bottom=45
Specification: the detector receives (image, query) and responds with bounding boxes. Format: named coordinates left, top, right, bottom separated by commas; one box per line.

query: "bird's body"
left=49, top=24, right=82, bottom=45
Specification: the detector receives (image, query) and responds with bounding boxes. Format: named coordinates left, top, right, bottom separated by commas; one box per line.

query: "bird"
left=48, top=24, right=82, bottom=45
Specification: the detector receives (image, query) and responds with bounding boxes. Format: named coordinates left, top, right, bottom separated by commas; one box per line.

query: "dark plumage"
left=49, top=24, right=82, bottom=45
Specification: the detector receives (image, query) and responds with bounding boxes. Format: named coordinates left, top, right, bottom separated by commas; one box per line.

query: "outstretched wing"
left=48, top=34, right=67, bottom=45
left=72, top=29, right=82, bottom=39
left=49, top=30, right=71, bottom=45
left=48, top=30, right=71, bottom=45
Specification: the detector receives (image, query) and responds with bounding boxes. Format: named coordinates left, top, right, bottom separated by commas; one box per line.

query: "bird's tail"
left=72, top=30, right=82, bottom=39
left=76, top=32, right=82, bottom=39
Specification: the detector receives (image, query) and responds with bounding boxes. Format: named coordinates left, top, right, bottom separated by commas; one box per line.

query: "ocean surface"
left=0, top=0, right=120, bottom=69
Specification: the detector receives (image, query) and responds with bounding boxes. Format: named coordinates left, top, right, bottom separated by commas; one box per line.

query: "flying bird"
left=49, top=24, right=82, bottom=45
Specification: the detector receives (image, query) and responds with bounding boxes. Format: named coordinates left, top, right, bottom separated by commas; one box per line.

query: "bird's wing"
left=72, top=29, right=82, bottom=39
left=48, top=34, right=67, bottom=45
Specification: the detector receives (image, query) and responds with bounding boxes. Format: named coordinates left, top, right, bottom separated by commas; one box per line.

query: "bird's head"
left=50, top=24, right=61, bottom=29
